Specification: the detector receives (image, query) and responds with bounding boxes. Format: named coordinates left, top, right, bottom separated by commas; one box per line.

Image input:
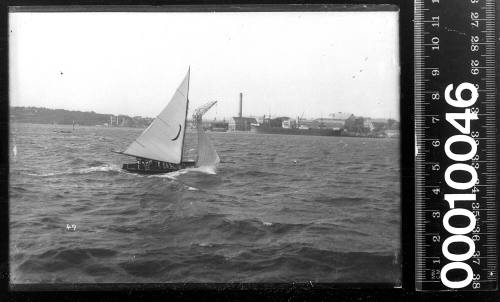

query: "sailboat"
left=113, top=68, right=220, bottom=174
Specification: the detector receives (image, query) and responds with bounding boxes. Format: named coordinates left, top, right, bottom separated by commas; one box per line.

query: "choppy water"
left=10, top=123, right=401, bottom=284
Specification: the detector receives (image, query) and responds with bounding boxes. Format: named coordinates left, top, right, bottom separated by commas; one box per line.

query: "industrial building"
left=229, top=92, right=257, bottom=131
left=229, top=117, right=257, bottom=131
left=210, top=120, right=229, bottom=132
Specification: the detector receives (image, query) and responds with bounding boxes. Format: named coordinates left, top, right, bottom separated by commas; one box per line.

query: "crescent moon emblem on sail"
left=172, top=124, right=182, bottom=141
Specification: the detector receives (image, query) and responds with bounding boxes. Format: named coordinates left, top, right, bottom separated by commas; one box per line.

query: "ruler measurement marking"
left=414, top=0, right=497, bottom=291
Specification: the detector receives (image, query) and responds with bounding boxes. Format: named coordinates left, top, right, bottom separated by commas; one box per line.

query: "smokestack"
left=239, top=93, right=243, bottom=118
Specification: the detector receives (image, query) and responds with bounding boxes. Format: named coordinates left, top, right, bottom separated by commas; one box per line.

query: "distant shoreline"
left=10, top=121, right=147, bottom=129
left=10, top=106, right=153, bottom=128
left=11, top=122, right=398, bottom=140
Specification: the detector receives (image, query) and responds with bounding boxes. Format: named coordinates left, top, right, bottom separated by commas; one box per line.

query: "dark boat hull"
left=250, top=125, right=341, bottom=136
left=122, top=161, right=196, bottom=174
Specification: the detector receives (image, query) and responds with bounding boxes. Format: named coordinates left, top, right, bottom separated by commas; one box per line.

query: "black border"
left=0, top=1, right=498, bottom=301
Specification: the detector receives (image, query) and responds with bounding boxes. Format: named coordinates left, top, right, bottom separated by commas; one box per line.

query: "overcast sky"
left=9, top=11, right=399, bottom=120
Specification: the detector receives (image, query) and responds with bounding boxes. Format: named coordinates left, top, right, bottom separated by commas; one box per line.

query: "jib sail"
left=196, top=128, right=220, bottom=167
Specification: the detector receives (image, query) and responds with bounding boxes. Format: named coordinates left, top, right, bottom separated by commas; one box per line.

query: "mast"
left=180, top=66, right=190, bottom=163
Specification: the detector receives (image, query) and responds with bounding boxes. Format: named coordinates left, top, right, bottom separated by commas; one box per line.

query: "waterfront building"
left=229, top=117, right=257, bottom=131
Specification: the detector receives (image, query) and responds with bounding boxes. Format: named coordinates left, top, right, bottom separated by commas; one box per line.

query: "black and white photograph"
left=9, top=7, right=401, bottom=284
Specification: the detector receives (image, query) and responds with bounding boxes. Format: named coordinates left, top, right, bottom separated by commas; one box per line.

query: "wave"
left=93, top=136, right=112, bottom=142
left=112, top=243, right=400, bottom=282
left=17, top=247, right=119, bottom=273
left=69, top=158, right=85, bottom=165
left=87, top=160, right=105, bottom=166
left=83, top=264, right=116, bottom=276
left=119, top=259, right=176, bottom=278
left=232, top=170, right=281, bottom=178
left=204, top=243, right=399, bottom=282
left=211, top=218, right=309, bottom=242
left=309, top=195, right=369, bottom=206
left=38, top=247, right=118, bottom=260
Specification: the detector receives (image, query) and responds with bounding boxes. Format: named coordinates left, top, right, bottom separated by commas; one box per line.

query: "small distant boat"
left=12, top=139, right=17, bottom=162
left=113, top=68, right=220, bottom=174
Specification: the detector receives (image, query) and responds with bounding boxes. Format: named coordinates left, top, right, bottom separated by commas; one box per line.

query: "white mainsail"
left=123, top=69, right=190, bottom=164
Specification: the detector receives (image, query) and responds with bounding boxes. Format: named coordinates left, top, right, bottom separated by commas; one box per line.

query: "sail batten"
left=156, top=117, right=172, bottom=127
left=123, top=70, right=190, bottom=164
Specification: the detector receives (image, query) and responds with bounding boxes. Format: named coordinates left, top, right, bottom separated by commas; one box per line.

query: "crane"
left=192, top=101, right=217, bottom=129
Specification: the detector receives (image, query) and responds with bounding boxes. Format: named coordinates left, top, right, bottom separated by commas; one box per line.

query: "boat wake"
left=192, top=165, right=218, bottom=175
left=148, top=165, right=218, bottom=179
left=25, top=164, right=123, bottom=177
left=148, top=166, right=217, bottom=191
left=26, top=172, right=60, bottom=177
left=25, top=163, right=217, bottom=178
left=145, top=164, right=218, bottom=192
left=78, top=164, right=122, bottom=174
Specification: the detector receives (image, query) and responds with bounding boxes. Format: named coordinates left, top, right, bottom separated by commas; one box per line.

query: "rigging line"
left=132, top=139, right=146, bottom=149
left=176, top=89, right=187, bottom=99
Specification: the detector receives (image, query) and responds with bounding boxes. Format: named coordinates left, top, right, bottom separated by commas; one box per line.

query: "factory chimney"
left=239, top=93, right=243, bottom=118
